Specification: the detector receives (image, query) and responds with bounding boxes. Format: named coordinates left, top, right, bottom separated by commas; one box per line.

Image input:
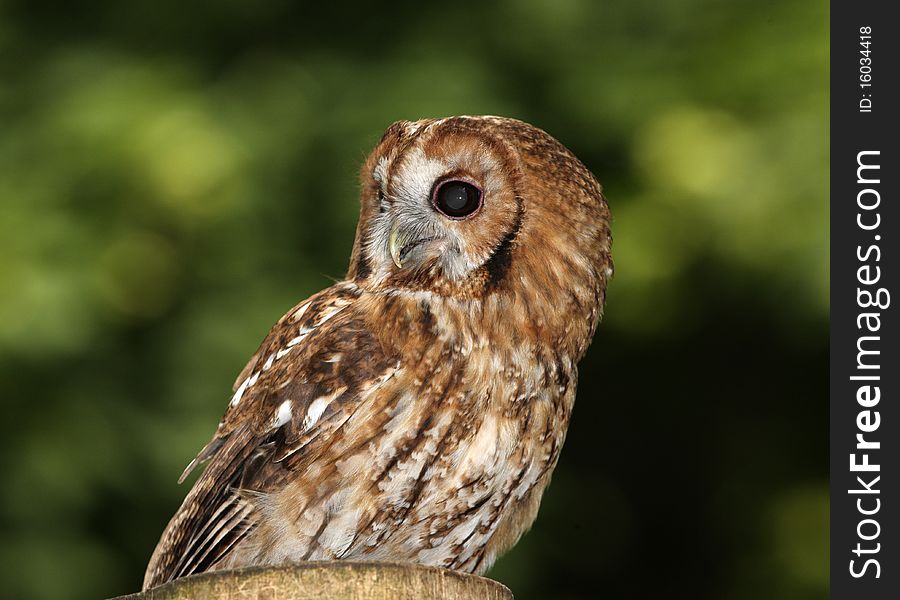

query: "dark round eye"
left=432, top=180, right=483, bottom=219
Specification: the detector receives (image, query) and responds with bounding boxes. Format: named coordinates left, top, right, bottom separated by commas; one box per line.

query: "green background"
left=0, top=1, right=828, bottom=598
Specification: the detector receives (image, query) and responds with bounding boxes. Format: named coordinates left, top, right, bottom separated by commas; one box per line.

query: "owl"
left=143, top=116, right=612, bottom=590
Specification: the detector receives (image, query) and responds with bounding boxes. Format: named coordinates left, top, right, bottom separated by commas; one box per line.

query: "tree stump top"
left=113, top=561, right=514, bottom=600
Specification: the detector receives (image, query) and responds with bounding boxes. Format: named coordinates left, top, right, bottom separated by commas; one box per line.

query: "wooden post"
left=113, top=562, right=514, bottom=600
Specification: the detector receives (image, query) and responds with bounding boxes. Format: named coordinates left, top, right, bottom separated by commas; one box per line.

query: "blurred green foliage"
left=0, top=1, right=827, bottom=598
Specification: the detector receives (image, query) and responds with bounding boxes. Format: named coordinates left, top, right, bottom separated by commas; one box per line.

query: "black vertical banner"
left=831, top=1, right=899, bottom=598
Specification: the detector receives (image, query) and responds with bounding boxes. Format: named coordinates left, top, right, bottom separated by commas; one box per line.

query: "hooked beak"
left=389, top=227, right=405, bottom=268
left=388, top=224, right=441, bottom=269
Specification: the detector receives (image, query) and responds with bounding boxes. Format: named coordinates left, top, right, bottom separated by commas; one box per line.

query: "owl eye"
left=432, top=180, right=483, bottom=219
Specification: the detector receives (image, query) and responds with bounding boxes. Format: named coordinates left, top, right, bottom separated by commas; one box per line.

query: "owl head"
left=348, top=116, right=612, bottom=353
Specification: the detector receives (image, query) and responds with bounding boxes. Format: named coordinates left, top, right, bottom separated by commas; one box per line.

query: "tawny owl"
left=143, top=115, right=612, bottom=590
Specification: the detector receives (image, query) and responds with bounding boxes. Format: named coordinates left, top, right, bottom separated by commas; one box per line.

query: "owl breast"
left=226, top=293, right=576, bottom=575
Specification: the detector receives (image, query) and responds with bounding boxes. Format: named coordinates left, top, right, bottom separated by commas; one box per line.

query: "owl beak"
left=389, top=226, right=440, bottom=269
left=389, top=227, right=405, bottom=268
left=389, top=224, right=442, bottom=269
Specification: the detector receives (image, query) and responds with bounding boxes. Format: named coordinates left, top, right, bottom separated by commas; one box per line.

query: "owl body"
left=144, top=116, right=611, bottom=589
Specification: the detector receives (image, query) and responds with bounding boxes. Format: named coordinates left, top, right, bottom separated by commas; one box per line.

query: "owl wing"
left=143, top=282, right=399, bottom=589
